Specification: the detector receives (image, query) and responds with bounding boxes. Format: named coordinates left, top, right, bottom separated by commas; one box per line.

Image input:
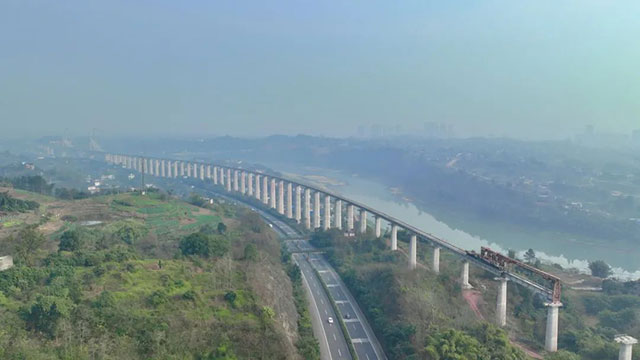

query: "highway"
left=205, top=190, right=386, bottom=360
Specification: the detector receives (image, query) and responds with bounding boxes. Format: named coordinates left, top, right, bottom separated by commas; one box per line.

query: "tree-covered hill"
left=0, top=190, right=314, bottom=359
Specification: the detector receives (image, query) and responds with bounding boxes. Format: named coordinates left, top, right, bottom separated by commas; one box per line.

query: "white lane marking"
left=324, top=309, right=328, bottom=315
left=320, top=299, right=324, bottom=305
left=333, top=333, right=337, bottom=341
left=338, top=349, right=342, bottom=357
left=366, top=354, right=370, bottom=360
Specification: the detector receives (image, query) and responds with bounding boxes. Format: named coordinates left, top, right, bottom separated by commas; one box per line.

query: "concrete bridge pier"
left=277, top=181, right=285, bottom=214
left=187, top=163, right=192, bottom=178
left=323, top=195, right=331, bottom=230
left=544, top=302, right=562, bottom=352
left=375, top=217, right=382, bottom=238
left=173, top=162, right=178, bottom=178
left=248, top=174, right=254, bottom=196
left=161, top=160, right=166, bottom=177
left=615, top=335, right=638, bottom=360
left=313, top=192, right=321, bottom=229
left=359, top=209, right=367, bottom=234
left=432, top=247, right=441, bottom=274
left=295, top=186, right=302, bottom=223
left=262, top=176, right=269, bottom=204
left=200, top=164, right=205, bottom=180
left=206, top=165, right=211, bottom=179
left=347, top=204, right=354, bottom=231
left=461, top=262, right=472, bottom=289
left=155, top=160, right=160, bottom=176
left=304, top=188, right=311, bottom=229
left=234, top=170, right=239, bottom=192
left=191, top=163, right=196, bottom=178
left=270, top=179, right=277, bottom=209
left=391, top=224, right=398, bottom=250
left=148, top=159, right=154, bottom=175
left=286, top=183, right=293, bottom=218
left=409, top=235, right=417, bottom=270
left=226, top=169, right=232, bottom=192
left=335, top=200, right=342, bottom=230
left=180, top=162, right=185, bottom=177
left=495, top=277, right=508, bottom=327
left=166, top=161, right=172, bottom=177
left=213, top=166, right=218, bottom=184
left=254, top=175, right=261, bottom=199
left=241, top=172, right=246, bottom=194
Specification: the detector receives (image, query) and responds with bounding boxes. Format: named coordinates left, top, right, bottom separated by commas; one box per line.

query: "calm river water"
left=264, top=162, right=640, bottom=280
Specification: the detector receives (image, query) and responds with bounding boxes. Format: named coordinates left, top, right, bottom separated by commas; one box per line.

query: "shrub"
left=58, top=230, right=83, bottom=252
left=588, top=260, right=612, bottom=278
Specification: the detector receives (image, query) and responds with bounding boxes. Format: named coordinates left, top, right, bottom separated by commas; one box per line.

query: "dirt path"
left=462, top=289, right=485, bottom=320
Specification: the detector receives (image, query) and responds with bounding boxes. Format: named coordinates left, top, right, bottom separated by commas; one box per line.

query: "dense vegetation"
left=0, top=192, right=40, bottom=212
left=311, top=229, right=528, bottom=360
left=0, top=191, right=306, bottom=359
left=310, top=228, right=640, bottom=359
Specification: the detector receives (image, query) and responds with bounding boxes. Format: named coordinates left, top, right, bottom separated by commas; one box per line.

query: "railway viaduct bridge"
left=104, top=153, right=576, bottom=354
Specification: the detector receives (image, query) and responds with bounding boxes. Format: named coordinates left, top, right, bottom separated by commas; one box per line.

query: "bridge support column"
left=432, top=247, right=441, bottom=274
left=161, top=160, right=165, bottom=177
left=206, top=165, right=211, bottom=179
left=248, top=174, right=254, bottom=196
left=347, top=205, right=354, bottom=231
left=277, top=181, right=284, bottom=214
left=262, top=176, right=269, bottom=204
left=165, top=161, right=171, bottom=177
left=461, top=262, right=472, bottom=289
left=156, top=160, right=160, bottom=176
left=545, top=302, right=562, bottom=352
left=409, top=235, right=417, bottom=270
left=295, top=186, right=302, bottom=223
left=286, top=183, right=293, bottom=218
left=200, top=164, right=205, bottom=180
left=255, top=175, right=261, bottom=200
left=391, top=225, right=398, bottom=250
left=241, top=172, right=246, bottom=194
left=335, top=200, right=342, bottom=230
left=187, top=163, right=192, bottom=178
left=270, top=179, right=277, bottom=209
left=375, top=217, right=382, bottom=237
left=226, top=169, right=232, bottom=192
left=359, top=209, right=367, bottom=234
left=495, top=277, right=508, bottom=327
left=304, top=188, right=311, bottom=229
left=173, top=162, right=178, bottom=178
left=192, top=163, right=197, bottom=178
left=213, top=166, right=218, bottom=184
left=324, top=195, right=331, bottom=230
left=180, top=162, right=185, bottom=177
left=615, top=336, right=638, bottom=360
left=313, top=192, right=321, bottom=229
left=234, top=170, right=239, bottom=192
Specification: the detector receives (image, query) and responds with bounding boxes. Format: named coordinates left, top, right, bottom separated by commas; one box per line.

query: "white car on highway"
left=327, top=317, right=334, bottom=325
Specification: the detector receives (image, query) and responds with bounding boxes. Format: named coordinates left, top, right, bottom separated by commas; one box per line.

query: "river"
left=264, top=162, right=640, bottom=280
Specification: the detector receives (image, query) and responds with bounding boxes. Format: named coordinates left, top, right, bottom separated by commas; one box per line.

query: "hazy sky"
left=1, top=1, right=639, bottom=139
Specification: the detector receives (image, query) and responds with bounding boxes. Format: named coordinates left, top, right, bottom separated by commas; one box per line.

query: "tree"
left=179, top=233, right=211, bottom=257
left=589, top=260, right=612, bottom=278
left=524, top=248, right=536, bottom=264
left=244, top=244, right=258, bottom=261
left=545, top=350, right=581, bottom=360
left=22, top=295, right=71, bottom=338
left=209, top=234, right=230, bottom=258
left=58, top=230, right=83, bottom=252
left=424, top=329, right=486, bottom=359
left=14, top=226, right=46, bottom=266
left=217, top=222, right=227, bottom=234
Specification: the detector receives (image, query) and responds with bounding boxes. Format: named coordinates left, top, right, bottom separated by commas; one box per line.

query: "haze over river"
left=264, top=162, right=640, bottom=280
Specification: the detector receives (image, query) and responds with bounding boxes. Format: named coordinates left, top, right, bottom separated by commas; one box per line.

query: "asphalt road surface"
left=197, top=189, right=385, bottom=360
